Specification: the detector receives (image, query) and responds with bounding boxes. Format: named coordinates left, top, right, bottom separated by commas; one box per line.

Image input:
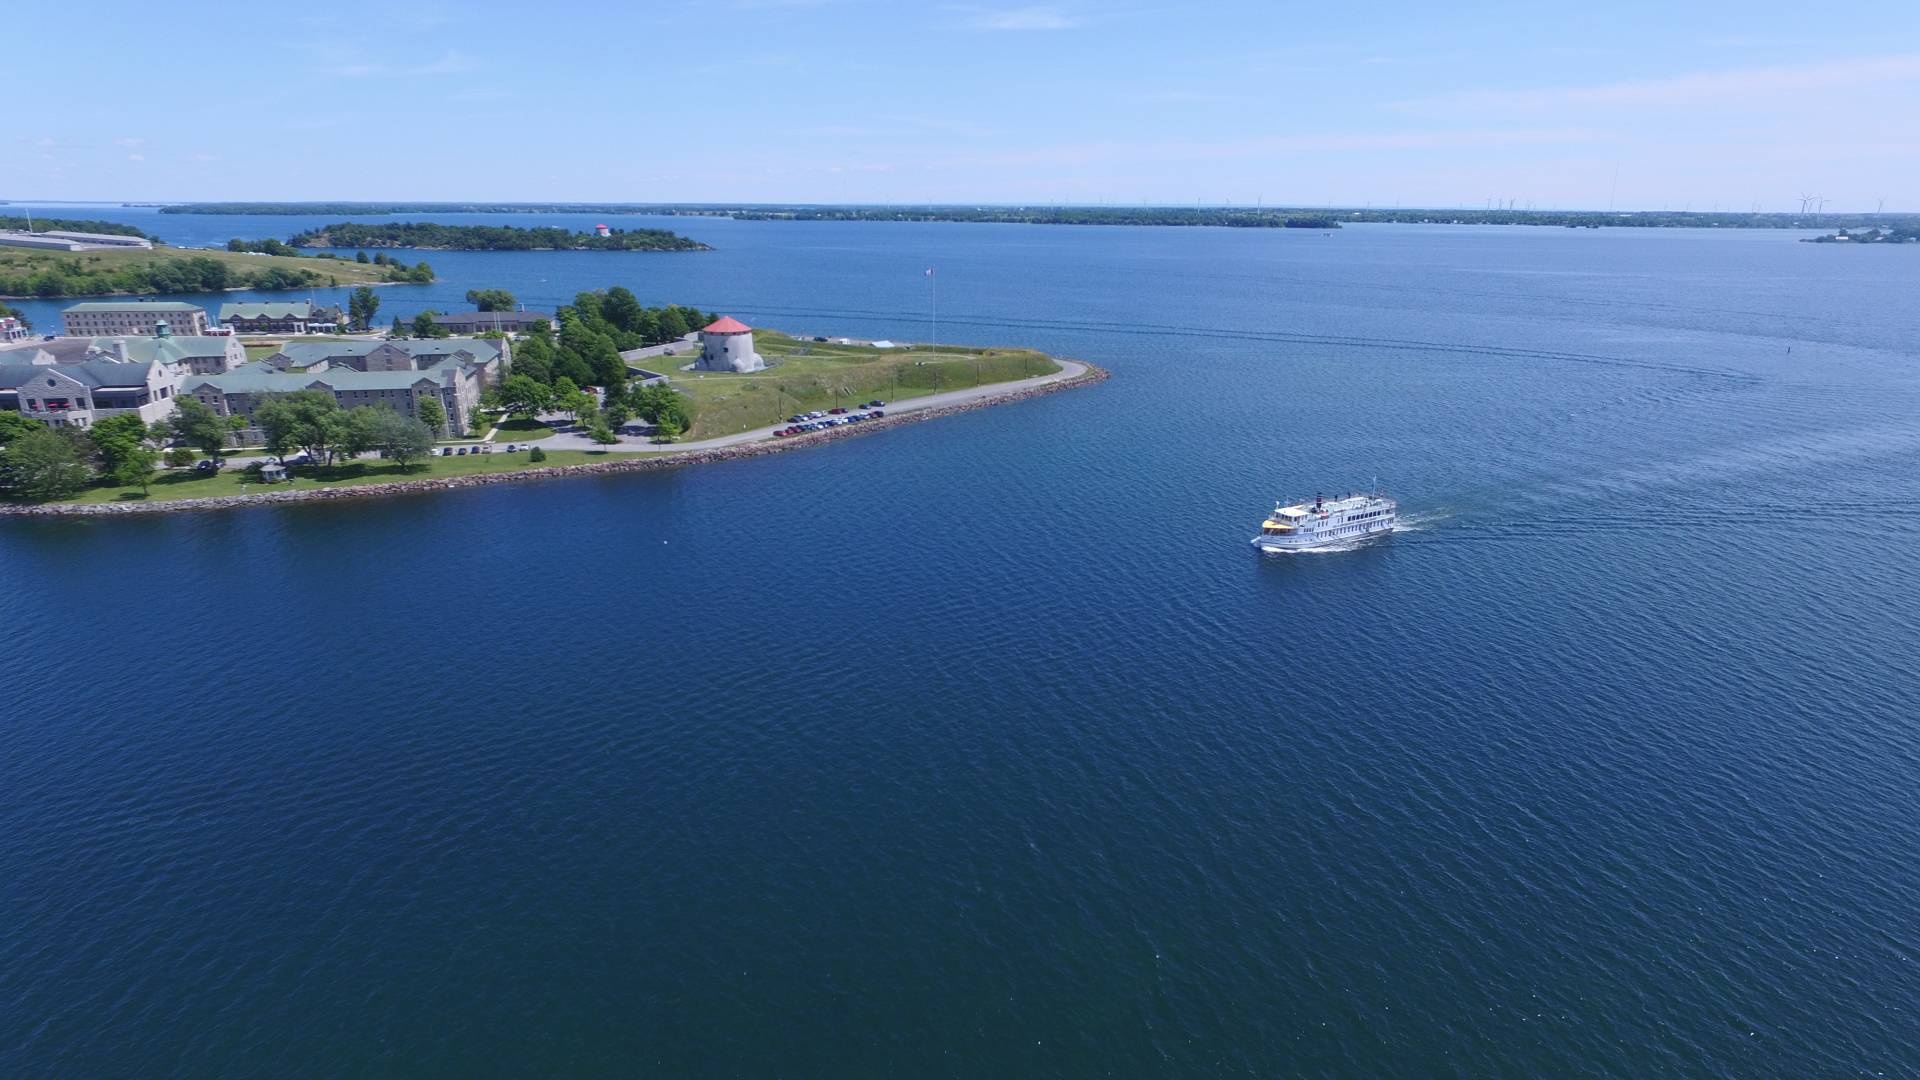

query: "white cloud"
left=117, top=136, right=146, bottom=148
left=415, top=50, right=477, bottom=76
left=969, top=5, right=1079, bottom=30
left=127, top=153, right=145, bottom=162
left=1399, top=53, right=1920, bottom=113
left=919, top=127, right=1605, bottom=172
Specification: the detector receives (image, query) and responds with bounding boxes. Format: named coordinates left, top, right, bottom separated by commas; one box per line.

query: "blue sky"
left=10, top=0, right=1919, bottom=209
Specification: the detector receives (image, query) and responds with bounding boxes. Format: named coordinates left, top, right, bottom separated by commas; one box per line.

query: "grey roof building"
left=219, top=301, right=343, bottom=333
left=264, top=337, right=507, bottom=384
left=185, top=351, right=493, bottom=442
left=62, top=301, right=211, bottom=337
left=0, top=357, right=183, bottom=428
left=2, top=333, right=242, bottom=375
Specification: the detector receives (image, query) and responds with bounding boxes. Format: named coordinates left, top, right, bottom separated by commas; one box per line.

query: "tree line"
left=485, top=286, right=705, bottom=443
left=225, top=239, right=437, bottom=282
left=284, top=222, right=709, bottom=251
left=0, top=216, right=153, bottom=239
left=0, top=254, right=342, bottom=298
left=0, top=393, right=441, bottom=502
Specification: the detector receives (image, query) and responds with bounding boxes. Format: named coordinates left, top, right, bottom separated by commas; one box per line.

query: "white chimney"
left=112, top=339, right=130, bottom=362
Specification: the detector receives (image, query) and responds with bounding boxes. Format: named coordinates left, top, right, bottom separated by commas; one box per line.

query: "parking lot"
left=773, top=403, right=888, bottom=437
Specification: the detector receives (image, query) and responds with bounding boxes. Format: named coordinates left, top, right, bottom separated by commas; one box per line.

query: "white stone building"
left=696, top=315, right=764, bottom=373
left=0, top=357, right=184, bottom=429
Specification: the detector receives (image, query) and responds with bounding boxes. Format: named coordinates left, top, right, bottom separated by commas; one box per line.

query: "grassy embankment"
left=0, top=245, right=403, bottom=298
left=675, top=331, right=1059, bottom=440
left=491, top=417, right=556, bottom=442
left=48, top=449, right=623, bottom=505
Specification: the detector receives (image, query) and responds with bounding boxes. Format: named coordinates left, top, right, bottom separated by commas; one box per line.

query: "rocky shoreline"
left=2, top=362, right=1108, bottom=518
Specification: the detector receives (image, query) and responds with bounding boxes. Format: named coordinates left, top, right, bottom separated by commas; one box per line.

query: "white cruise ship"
left=1253, top=490, right=1397, bottom=552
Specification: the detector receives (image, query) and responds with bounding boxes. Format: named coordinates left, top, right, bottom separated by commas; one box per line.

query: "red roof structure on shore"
left=702, top=316, right=751, bottom=334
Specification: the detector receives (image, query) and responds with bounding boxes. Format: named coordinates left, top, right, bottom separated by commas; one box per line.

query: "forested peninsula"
left=285, top=223, right=709, bottom=251
left=0, top=247, right=425, bottom=299
left=1800, top=226, right=1919, bottom=244
left=0, top=216, right=153, bottom=240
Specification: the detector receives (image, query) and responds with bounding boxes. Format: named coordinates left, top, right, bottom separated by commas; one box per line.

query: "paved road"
left=536, top=359, right=1089, bottom=454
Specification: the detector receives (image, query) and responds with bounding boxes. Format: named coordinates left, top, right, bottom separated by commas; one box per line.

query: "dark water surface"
left=5, top=210, right=1920, bottom=1077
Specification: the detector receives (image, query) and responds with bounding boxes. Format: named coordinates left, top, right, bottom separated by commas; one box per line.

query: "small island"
left=285, top=222, right=710, bottom=252
left=1800, top=227, right=1919, bottom=244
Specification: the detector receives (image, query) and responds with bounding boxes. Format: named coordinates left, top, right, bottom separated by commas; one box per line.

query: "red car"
left=828, top=407, right=849, bottom=415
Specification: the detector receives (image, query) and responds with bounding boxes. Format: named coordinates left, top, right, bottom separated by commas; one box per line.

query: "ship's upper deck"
left=1274, top=493, right=1392, bottom=518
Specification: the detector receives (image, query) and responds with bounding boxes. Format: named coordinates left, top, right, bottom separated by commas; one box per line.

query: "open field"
left=0, top=244, right=406, bottom=298
left=45, top=449, right=623, bottom=505
left=674, top=331, right=1059, bottom=439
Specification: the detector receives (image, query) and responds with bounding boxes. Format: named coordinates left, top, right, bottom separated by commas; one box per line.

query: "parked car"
left=869, top=410, right=886, bottom=418
left=505, top=443, right=519, bottom=452
left=866, top=400, right=887, bottom=408
left=193, top=458, right=223, bottom=473
left=829, top=407, right=849, bottom=415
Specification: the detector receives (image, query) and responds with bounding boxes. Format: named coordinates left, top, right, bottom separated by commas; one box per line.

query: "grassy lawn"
left=0, top=245, right=401, bottom=297
left=44, top=449, right=633, bottom=505
left=490, top=417, right=556, bottom=442
left=674, top=331, right=1060, bottom=440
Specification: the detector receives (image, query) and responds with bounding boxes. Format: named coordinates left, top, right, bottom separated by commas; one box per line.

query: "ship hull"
left=1251, top=516, right=1396, bottom=551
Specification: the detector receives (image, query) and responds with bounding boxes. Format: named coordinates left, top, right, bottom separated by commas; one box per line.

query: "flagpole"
left=930, top=267, right=938, bottom=356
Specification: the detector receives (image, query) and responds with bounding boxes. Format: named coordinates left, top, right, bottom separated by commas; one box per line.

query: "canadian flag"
left=924, top=267, right=935, bottom=277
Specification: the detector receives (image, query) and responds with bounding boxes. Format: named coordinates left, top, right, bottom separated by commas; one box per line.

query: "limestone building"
left=696, top=316, right=764, bottom=373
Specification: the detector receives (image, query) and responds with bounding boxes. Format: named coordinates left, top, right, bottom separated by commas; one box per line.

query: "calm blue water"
left=5, top=207, right=1920, bottom=1077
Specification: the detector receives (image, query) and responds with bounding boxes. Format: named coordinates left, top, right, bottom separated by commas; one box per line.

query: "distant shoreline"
left=155, top=202, right=1920, bottom=232
left=0, top=363, right=1108, bottom=518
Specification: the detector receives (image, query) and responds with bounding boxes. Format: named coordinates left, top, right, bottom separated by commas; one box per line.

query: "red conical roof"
left=702, top=316, right=751, bottom=334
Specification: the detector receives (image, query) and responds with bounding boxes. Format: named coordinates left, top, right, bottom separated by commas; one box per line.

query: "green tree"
left=527, top=445, right=547, bottom=463
left=165, top=396, right=234, bottom=459
left=336, top=406, right=390, bottom=461
left=553, top=377, right=592, bottom=422
left=0, top=302, right=30, bottom=331
left=0, top=410, right=46, bottom=446
left=498, top=375, right=555, bottom=419
left=411, top=310, right=451, bottom=338
left=652, top=413, right=683, bottom=443
left=466, top=288, right=516, bottom=312
left=381, top=413, right=435, bottom=469
left=254, top=389, right=345, bottom=465
left=390, top=315, right=406, bottom=338
left=510, top=334, right=556, bottom=384
left=656, top=308, right=689, bottom=340
left=629, top=383, right=691, bottom=430
left=348, top=286, right=380, bottom=330
left=589, top=421, right=619, bottom=446
left=355, top=250, right=371, bottom=263
left=415, top=395, right=446, bottom=435
left=1, top=428, right=92, bottom=501
left=109, top=446, right=159, bottom=495
left=164, top=447, right=196, bottom=469
left=602, top=286, right=644, bottom=332
left=88, top=413, right=152, bottom=467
